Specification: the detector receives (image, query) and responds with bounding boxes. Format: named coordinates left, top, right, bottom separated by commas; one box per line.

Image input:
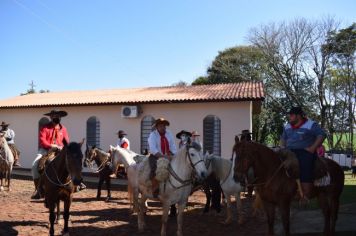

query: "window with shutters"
left=38, top=117, right=50, bottom=149
left=86, top=116, right=100, bottom=147
left=203, top=115, right=221, bottom=156
left=141, top=115, right=155, bottom=154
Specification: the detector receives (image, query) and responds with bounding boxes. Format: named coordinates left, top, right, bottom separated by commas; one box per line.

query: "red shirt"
left=39, top=123, right=70, bottom=149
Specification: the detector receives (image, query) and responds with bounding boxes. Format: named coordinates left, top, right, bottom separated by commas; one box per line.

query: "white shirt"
left=116, top=137, right=130, bottom=150
left=3, top=128, right=15, bottom=144
left=148, top=129, right=177, bottom=156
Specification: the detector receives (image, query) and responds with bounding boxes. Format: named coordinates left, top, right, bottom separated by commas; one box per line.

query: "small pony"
left=0, top=133, right=14, bottom=191
left=84, top=145, right=112, bottom=201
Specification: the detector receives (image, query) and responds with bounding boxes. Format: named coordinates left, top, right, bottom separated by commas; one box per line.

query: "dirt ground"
left=0, top=178, right=267, bottom=236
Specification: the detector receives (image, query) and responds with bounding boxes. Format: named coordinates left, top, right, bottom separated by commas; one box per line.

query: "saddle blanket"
left=314, top=172, right=331, bottom=186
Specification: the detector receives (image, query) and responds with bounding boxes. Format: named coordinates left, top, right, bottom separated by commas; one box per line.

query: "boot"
left=31, top=178, right=41, bottom=199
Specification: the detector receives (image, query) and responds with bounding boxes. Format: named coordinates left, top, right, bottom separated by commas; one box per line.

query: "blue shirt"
left=281, top=119, right=326, bottom=149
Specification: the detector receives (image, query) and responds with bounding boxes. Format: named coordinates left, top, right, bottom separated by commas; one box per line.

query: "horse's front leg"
left=138, top=195, right=147, bottom=232
left=62, top=196, right=72, bottom=236
left=48, top=203, right=56, bottom=236
left=6, top=171, right=11, bottom=191
left=97, top=177, right=104, bottom=199
left=278, top=198, right=291, bottom=236
left=264, top=201, right=276, bottom=236
left=160, top=202, right=170, bottom=236
left=235, top=191, right=244, bottom=225
left=105, top=177, right=111, bottom=201
left=55, top=200, right=60, bottom=224
left=0, top=177, right=3, bottom=191
left=177, top=201, right=187, bottom=236
left=223, top=194, right=232, bottom=225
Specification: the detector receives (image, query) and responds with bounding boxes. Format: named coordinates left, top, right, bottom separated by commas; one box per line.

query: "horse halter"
left=45, top=150, right=73, bottom=187
left=86, top=148, right=109, bottom=173
left=186, top=145, right=204, bottom=170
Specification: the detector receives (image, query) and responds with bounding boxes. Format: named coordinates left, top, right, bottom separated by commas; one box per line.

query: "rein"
left=245, top=159, right=285, bottom=188
left=44, top=151, right=72, bottom=187
left=86, top=149, right=110, bottom=173
left=166, top=147, right=203, bottom=190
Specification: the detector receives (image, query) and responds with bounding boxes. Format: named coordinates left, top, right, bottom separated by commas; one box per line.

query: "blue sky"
left=0, top=0, right=355, bottom=99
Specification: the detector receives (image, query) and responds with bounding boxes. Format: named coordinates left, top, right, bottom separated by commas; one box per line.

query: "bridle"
left=85, top=148, right=110, bottom=173
left=44, top=150, right=72, bottom=187
left=167, top=145, right=205, bottom=190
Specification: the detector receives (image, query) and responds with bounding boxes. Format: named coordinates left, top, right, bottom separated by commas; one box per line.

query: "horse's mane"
left=211, top=156, right=232, bottom=180
left=93, top=147, right=110, bottom=157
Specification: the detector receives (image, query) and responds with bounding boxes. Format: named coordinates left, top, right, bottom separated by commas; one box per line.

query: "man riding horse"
left=280, top=106, right=326, bottom=201
left=1, top=121, right=21, bottom=166
left=148, top=118, right=178, bottom=216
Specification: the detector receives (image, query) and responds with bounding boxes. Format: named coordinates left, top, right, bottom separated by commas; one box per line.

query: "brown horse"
left=43, top=139, right=84, bottom=236
left=233, top=141, right=344, bottom=236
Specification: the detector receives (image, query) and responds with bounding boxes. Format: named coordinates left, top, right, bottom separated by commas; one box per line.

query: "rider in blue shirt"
left=280, top=106, right=326, bottom=200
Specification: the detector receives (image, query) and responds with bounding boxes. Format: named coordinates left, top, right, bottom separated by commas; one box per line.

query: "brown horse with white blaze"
left=43, top=139, right=84, bottom=236
left=233, top=140, right=344, bottom=236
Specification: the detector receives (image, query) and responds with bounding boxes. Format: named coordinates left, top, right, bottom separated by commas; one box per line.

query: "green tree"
left=192, top=46, right=267, bottom=85
left=322, top=23, right=356, bottom=151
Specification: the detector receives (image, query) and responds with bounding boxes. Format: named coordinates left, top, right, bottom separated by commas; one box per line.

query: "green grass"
left=341, top=171, right=356, bottom=205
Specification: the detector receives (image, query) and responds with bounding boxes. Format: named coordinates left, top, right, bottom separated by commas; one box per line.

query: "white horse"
left=109, top=145, right=144, bottom=212
left=204, top=153, right=244, bottom=225
left=0, top=133, right=14, bottom=191
left=112, top=142, right=207, bottom=236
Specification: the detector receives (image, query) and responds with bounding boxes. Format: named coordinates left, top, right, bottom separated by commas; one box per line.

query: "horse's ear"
left=79, top=138, right=85, bottom=147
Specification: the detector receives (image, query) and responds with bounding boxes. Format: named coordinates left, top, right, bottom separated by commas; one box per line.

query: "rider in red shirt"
left=31, top=109, right=70, bottom=199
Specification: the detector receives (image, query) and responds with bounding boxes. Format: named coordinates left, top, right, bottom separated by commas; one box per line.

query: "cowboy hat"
left=117, top=130, right=127, bottom=135
left=153, top=118, right=170, bottom=127
left=191, top=130, right=200, bottom=136
left=176, top=130, right=192, bottom=139
left=240, top=129, right=252, bottom=135
left=0, top=121, right=10, bottom=126
left=44, top=109, right=68, bottom=117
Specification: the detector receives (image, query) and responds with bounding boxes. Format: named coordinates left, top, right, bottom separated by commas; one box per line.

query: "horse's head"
left=232, top=140, right=254, bottom=185
left=84, top=144, right=97, bottom=168
left=186, top=141, right=207, bottom=182
left=64, top=139, right=84, bottom=186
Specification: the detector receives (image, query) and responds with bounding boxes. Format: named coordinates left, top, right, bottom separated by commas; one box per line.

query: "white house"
left=0, top=82, right=264, bottom=170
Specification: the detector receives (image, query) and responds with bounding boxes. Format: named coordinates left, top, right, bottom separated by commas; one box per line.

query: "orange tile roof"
left=0, top=82, right=264, bottom=108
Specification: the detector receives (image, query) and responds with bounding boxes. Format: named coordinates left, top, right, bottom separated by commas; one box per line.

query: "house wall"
left=0, top=101, right=252, bottom=169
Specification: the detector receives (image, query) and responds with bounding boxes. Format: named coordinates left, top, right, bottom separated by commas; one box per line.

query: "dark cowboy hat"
left=288, top=106, right=305, bottom=116
left=0, top=121, right=10, bottom=126
left=176, top=130, right=192, bottom=139
left=44, top=109, right=68, bottom=117
left=117, top=130, right=127, bottom=135
left=240, top=129, right=252, bottom=135
left=191, top=130, right=200, bottom=136
left=153, top=118, right=170, bottom=127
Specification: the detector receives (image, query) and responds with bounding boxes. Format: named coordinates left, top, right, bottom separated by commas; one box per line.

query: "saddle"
left=38, top=150, right=60, bottom=175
